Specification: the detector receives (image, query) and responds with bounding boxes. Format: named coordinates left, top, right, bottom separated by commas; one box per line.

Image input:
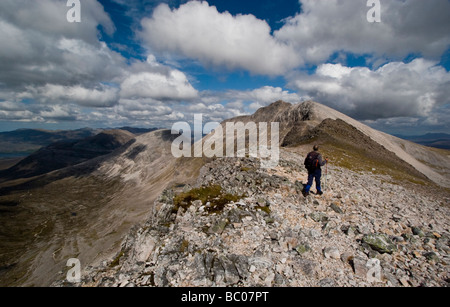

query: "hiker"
left=303, top=145, right=328, bottom=196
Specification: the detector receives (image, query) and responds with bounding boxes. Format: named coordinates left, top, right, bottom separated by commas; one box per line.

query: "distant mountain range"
left=395, top=133, right=450, bottom=150
left=0, top=129, right=136, bottom=182
left=1, top=128, right=447, bottom=160
left=0, top=127, right=158, bottom=157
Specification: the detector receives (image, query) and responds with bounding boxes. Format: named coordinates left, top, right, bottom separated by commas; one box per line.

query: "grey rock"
left=392, top=214, right=402, bottom=222
left=309, top=212, right=328, bottom=223
left=330, top=203, right=344, bottom=214
left=219, top=256, right=240, bottom=285
left=318, top=278, right=336, bottom=287
left=208, top=218, right=229, bottom=235
left=411, top=226, right=425, bottom=237
left=153, top=266, right=169, bottom=287
left=362, top=234, right=397, bottom=254
left=227, top=208, right=243, bottom=223
left=352, top=257, right=369, bottom=279
left=249, top=257, right=273, bottom=270
left=342, top=225, right=358, bottom=237
left=228, top=254, right=249, bottom=279
left=295, top=258, right=316, bottom=277
left=268, top=230, right=279, bottom=241
left=435, top=239, right=450, bottom=252
left=274, top=273, right=288, bottom=286
left=308, top=229, right=322, bottom=239
left=212, top=257, right=225, bottom=285
left=423, top=252, right=439, bottom=263
left=156, top=203, right=175, bottom=224
left=191, top=253, right=209, bottom=281
left=383, top=270, right=400, bottom=287
left=402, top=233, right=419, bottom=244
left=323, top=247, right=340, bottom=259
left=295, top=243, right=311, bottom=255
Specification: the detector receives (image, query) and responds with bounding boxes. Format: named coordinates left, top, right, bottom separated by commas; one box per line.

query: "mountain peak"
left=224, top=100, right=450, bottom=188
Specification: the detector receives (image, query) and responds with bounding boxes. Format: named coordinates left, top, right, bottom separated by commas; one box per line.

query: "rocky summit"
left=62, top=148, right=449, bottom=287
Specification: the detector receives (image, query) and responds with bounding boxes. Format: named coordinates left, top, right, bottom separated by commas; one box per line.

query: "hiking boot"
left=316, top=191, right=323, bottom=196
left=302, top=190, right=310, bottom=197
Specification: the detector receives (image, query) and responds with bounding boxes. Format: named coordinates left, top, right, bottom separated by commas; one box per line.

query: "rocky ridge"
left=226, top=101, right=450, bottom=188
left=64, top=149, right=450, bottom=287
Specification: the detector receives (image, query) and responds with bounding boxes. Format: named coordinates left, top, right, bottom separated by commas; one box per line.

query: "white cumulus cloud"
left=289, top=59, right=450, bottom=120
left=120, top=69, right=198, bottom=101
left=32, top=84, right=120, bottom=108
left=275, top=0, right=450, bottom=65
left=139, top=0, right=450, bottom=76
left=139, top=1, right=301, bottom=75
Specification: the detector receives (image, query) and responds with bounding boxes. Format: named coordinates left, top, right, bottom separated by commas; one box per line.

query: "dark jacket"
left=305, top=150, right=327, bottom=172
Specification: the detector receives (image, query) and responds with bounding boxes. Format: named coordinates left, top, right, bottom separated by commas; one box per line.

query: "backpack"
left=304, top=152, right=320, bottom=171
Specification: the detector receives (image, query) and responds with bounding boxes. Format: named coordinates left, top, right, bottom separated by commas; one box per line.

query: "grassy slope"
left=292, top=119, right=432, bottom=187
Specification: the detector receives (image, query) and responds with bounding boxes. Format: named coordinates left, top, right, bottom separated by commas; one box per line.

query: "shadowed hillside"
left=0, top=129, right=204, bottom=286
left=0, top=130, right=135, bottom=182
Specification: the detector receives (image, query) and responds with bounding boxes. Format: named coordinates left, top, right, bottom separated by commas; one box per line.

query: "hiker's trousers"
left=305, top=168, right=322, bottom=193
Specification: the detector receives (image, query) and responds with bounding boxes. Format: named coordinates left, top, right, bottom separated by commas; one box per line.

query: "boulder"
left=362, top=234, right=397, bottom=254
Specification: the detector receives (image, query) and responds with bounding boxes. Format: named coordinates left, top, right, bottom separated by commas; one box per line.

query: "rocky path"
left=65, top=151, right=449, bottom=287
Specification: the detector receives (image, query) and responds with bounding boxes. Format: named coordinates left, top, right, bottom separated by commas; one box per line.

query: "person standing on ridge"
left=302, top=145, right=328, bottom=197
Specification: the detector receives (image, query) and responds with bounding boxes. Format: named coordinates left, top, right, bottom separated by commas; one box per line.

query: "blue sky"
left=0, top=0, right=449, bottom=135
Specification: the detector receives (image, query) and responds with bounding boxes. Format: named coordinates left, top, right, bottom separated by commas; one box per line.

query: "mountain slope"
left=0, top=130, right=135, bottom=182
left=0, top=128, right=99, bottom=156
left=0, top=129, right=204, bottom=286
left=305, top=102, right=450, bottom=188
left=396, top=133, right=450, bottom=150
left=223, top=101, right=449, bottom=188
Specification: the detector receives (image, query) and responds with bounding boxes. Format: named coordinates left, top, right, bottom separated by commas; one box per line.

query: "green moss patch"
left=173, top=185, right=245, bottom=214
left=255, top=205, right=271, bottom=215
left=109, top=250, right=124, bottom=268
